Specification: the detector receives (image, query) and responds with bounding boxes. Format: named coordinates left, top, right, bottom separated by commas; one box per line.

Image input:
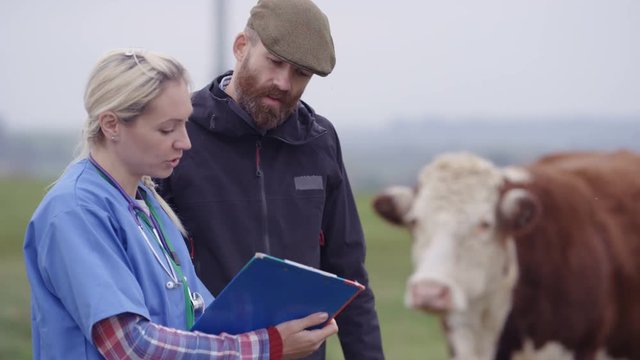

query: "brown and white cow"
left=373, top=151, right=640, bottom=360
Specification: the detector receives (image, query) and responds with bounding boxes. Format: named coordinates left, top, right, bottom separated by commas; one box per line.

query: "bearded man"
left=157, top=1, right=385, bottom=359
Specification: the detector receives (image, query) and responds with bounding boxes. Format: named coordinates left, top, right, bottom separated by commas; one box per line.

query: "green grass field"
left=0, top=179, right=447, bottom=359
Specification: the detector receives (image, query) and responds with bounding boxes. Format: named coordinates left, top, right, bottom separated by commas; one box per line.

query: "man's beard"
left=235, top=59, right=301, bottom=130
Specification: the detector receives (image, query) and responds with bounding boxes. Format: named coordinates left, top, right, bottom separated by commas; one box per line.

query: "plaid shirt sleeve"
left=92, top=313, right=283, bottom=360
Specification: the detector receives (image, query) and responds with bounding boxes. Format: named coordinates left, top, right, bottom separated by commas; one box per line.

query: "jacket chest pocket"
left=294, top=175, right=324, bottom=191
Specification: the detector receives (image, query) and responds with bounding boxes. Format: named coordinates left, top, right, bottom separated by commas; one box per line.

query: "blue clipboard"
left=191, top=252, right=365, bottom=335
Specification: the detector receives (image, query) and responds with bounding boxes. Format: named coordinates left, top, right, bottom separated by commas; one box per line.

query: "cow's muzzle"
left=408, top=279, right=453, bottom=314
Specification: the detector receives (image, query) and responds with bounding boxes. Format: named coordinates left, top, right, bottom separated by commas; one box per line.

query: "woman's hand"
left=275, top=312, right=339, bottom=359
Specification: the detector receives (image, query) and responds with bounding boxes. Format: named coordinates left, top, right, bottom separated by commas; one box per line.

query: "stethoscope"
left=88, top=156, right=204, bottom=328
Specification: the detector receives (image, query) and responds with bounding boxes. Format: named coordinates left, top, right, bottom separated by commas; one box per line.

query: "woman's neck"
left=90, top=148, right=139, bottom=197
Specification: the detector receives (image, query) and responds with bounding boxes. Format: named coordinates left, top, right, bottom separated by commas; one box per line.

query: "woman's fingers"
left=276, top=313, right=339, bottom=359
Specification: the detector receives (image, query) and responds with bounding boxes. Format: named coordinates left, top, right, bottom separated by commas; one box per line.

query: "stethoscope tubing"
left=87, top=156, right=176, bottom=264
left=87, top=156, right=204, bottom=314
left=138, top=223, right=179, bottom=288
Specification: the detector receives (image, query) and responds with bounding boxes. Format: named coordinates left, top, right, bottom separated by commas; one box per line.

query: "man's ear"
left=98, top=111, right=120, bottom=140
left=232, top=32, right=249, bottom=62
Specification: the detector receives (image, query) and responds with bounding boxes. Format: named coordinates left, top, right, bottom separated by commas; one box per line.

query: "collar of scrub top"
left=87, top=155, right=204, bottom=328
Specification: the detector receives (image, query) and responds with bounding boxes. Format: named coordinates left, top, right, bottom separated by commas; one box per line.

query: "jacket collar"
left=190, top=72, right=327, bottom=144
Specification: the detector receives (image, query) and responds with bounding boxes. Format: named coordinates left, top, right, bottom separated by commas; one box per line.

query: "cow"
left=372, top=151, right=640, bottom=360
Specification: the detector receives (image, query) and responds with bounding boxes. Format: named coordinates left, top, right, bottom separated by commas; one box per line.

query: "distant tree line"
left=340, top=118, right=640, bottom=190
left=1, top=117, right=639, bottom=191
left=0, top=130, right=78, bottom=179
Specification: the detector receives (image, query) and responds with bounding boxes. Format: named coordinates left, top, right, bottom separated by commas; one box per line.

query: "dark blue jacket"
left=158, top=73, right=384, bottom=360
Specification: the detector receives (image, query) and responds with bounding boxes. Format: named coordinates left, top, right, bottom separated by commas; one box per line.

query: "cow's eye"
left=472, top=220, right=493, bottom=237
left=477, top=220, right=492, bottom=231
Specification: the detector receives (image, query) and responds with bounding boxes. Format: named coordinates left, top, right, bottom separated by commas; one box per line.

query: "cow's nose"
left=410, top=279, right=452, bottom=313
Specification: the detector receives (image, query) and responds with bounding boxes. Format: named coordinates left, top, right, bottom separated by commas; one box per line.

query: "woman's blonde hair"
left=74, top=48, right=190, bottom=236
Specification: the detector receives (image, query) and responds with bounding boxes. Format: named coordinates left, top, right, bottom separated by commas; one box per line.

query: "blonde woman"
left=23, top=49, right=337, bottom=360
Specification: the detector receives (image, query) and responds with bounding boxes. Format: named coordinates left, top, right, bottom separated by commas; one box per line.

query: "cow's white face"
left=400, top=153, right=514, bottom=312
left=374, top=152, right=529, bottom=359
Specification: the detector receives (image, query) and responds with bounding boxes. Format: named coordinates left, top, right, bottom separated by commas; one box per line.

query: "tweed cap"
left=247, top=0, right=336, bottom=77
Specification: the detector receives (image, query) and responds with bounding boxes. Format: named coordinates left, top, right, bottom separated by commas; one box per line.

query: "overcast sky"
left=1, top=0, right=638, bottom=133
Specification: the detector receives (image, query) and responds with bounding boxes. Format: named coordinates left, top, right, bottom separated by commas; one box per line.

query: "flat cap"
left=247, top=0, right=336, bottom=77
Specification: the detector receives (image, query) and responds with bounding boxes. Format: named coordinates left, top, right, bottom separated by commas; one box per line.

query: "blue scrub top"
left=23, top=159, right=214, bottom=360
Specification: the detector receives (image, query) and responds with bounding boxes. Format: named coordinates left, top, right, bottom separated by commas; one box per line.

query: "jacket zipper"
left=255, top=139, right=270, bottom=253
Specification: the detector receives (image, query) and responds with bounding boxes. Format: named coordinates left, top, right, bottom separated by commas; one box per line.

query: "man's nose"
left=272, top=66, right=293, bottom=92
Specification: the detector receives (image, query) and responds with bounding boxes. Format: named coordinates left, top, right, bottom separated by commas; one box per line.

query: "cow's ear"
left=497, top=187, right=540, bottom=235
left=372, top=186, right=415, bottom=226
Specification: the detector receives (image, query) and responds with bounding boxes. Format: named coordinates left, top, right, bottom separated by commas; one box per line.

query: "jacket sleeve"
left=320, top=127, right=385, bottom=360
left=92, top=313, right=279, bottom=359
